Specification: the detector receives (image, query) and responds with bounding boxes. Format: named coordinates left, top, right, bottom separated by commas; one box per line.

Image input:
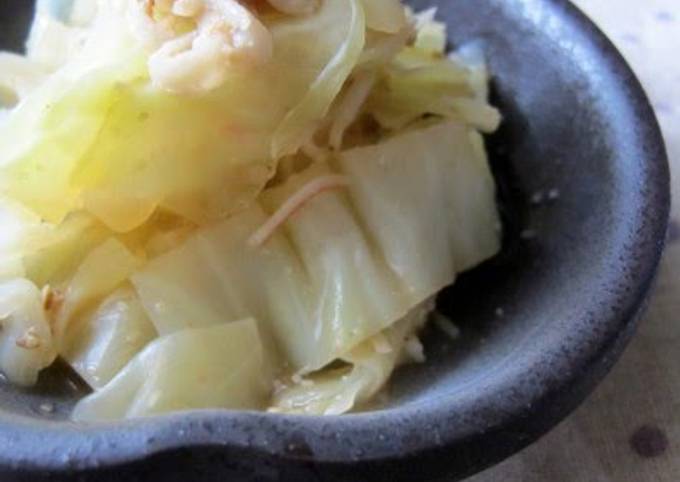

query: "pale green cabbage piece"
left=26, top=6, right=86, bottom=70
left=358, top=27, right=413, bottom=71
left=366, top=28, right=501, bottom=132
left=412, top=7, right=447, bottom=54
left=0, top=278, right=57, bottom=386
left=0, top=199, right=40, bottom=281
left=0, top=0, right=365, bottom=231
left=131, top=121, right=500, bottom=377
left=72, top=319, right=270, bottom=421
left=338, top=120, right=500, bottom=300
left=360, top=0, right=407, bottom=33
left=61, top=285, right=157, bottom=389
left=53, top=238, right=143, bottom=347
left=453, top=43, right=492, bottom=101
left=22, top=213, right=109, bottom=288
left=0, top=53, right=49, bottom=106
left=260, top=164, right=410, bottom=367
left=132, top=191, right=404, bottom=373
left=133, top=164, right=410, bottom=372
left=272, top=0, right=365, bottom=158
left=272, top=298, right=434, bottom=415
left=132, top=228, right=255, bottom=335
left=328, top=70, right=376, bottom=150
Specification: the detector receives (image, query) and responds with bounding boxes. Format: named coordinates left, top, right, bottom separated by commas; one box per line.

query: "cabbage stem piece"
left=328, top=70, right=377, bottom=150
left=360, top=0, right=407, bottom=34
left=61, top=286, right=157, bottom=389
left=132, top=121, right=500, bottom=377
left=0, top=279, right=57, bottom=386
left=266, top=0, right=319, bottom=16
left=260, top=164, right=409, bottom=369
left=272, top=0, right=366, bottom=158
left=271, top=298, right=433, bottom=415
left=72, top=319, right=270, bottom=421
left=53, top=238, right=143, bottom=347
left=22, top=213, right=109, bottom=288
left=338, top=121, right=500, bottom=300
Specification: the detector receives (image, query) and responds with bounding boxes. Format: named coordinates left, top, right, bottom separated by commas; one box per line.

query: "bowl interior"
left=0, top=1, right=669, bottom=481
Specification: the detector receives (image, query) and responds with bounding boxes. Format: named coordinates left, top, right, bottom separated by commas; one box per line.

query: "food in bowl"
left=0, top=0, right=501, bottom=421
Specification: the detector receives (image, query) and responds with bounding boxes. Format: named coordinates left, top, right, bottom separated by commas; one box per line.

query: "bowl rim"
left=0, top=0, right=671, bottom=479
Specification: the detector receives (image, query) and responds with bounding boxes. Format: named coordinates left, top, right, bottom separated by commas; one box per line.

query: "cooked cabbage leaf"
left=360, top=0, right=407, bottom=34
left=61, top=285, right=157, bottom=389
left=22, top=212, right=109, bottom=288
left=260, top=164, right=410, bottom=369
left=54, top=238, right=143, bottom=347
left=0, top=2, right=504, bottom=415
left=0, top=53, right=49, bottom=105
left=0, top=0, right=367, bottom=231
left=134, top=163, right=411, bottom=372
left=272, top=298, right=433, bottom=415
left=0, top=199, right=40, bottom=281
left=338, top=121, right=500, bottom=300
left=0, top=278, right=57, bottom=386
left=272, top=0, right=365, bottom=158
left=366, top=30, right=501, bottom=132
left=72, top=319, right=270, bottom=421
left=412, top=8, right=447, bottom=54
left=132, top=121, right=500, bottom=375
left=26, top=4, right=87, bottom=71
left=132, top=204, right=317, bottom=371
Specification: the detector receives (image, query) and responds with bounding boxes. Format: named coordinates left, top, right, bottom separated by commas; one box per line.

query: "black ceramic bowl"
left=0, top=0, right=670, bottom=481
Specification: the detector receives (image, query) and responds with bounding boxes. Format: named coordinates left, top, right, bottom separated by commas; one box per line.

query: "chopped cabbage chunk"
left=0, top=53, right=49, bottom=106
left=272, top=0, right=365, bottom=158
left=53, top=238, right=143, bottom=346
left=72, top=319, right=270, bottom=421
left=364, top=14, right=501, bottom=133
left=360, top=0, right=407, bottom=34
left=61, top=285, right=157, bottom=389
left=338, top=121, right=500, bottom=299
left=0, top=279, right=57, bottom=386
left=260, top=164, right=410, bottom=368
left=272, top=298, right=434, bottom=415
left=22, top=213, right=108, bottom=288
left=412, top=8, right=447, bottom=54
left=0, top=199, right=40, bottom=281
left=132, top=121, right=499, bottom=376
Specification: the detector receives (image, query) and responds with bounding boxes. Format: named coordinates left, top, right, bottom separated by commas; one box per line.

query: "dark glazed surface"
left=0, top=0, right=670, bottom=481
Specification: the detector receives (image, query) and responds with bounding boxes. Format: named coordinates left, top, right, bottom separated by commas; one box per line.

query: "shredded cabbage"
left=0, top=0, right=368, bottom=231
left=272, top=0, right=366, bottom=158
left=0, top=0, right=503, bottom=420
left=367, top=44, right=500, bottom=131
